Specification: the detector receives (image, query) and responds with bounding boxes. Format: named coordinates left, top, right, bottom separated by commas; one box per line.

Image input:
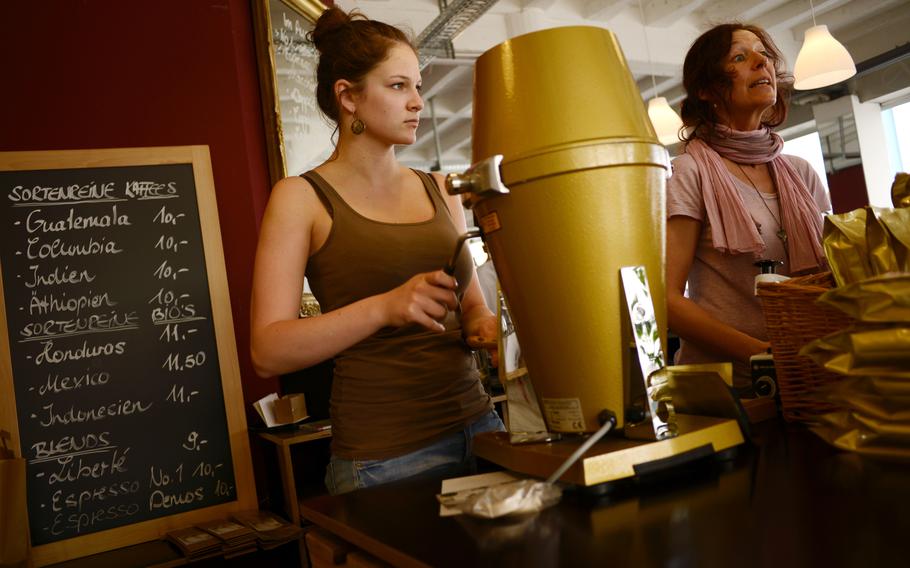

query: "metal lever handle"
left=443, top=228, right=482, bottom=276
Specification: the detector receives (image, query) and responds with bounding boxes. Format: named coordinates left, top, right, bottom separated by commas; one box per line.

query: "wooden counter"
left=299, top=420, right=908, bottom=567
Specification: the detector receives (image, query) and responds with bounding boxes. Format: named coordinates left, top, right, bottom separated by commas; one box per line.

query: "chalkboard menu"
left=253, top=0, right=332, bottom=185
left=0, top=147, right=255, bottom=565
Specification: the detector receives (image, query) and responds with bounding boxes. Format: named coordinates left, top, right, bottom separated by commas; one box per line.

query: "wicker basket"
left=756, top=272, right=854, bottom=423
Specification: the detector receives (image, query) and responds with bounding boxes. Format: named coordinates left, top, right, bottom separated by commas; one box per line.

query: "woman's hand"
left=381, top=270, right=458, bottom=332
left=667, top=216, right=771, bottom=363
left=462, top=311, right=499, bottom=367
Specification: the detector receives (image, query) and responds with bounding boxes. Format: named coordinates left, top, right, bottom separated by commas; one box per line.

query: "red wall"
left=827, top=164, right=869, bottom=214
left=0, top=2, right=275, bottom=407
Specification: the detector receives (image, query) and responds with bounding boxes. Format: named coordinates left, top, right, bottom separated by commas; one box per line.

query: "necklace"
left=735, top=162, right=788, bottom=246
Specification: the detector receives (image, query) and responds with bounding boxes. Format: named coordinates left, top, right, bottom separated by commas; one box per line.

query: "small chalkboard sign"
left=0, top=146, right=255, bottom=566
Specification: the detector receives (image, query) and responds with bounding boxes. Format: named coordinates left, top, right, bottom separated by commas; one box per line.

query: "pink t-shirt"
left=666, top=153, right=831, bottom=386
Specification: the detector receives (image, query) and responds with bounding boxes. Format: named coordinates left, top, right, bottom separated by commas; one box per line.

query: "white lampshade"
left=793, top=25, right=856, bottom=90
left=648, top=97, right=683, bottom=146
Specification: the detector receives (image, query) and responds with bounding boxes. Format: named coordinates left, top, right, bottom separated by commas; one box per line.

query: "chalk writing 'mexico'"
left=26, top=235, right=123, bottom=259
left=9, top=182, right=116, bottom=204
left=39, top=400, right=153, bottom=427
left=26, top=206, right=131, bottom=233
left=38, top=370, right=111, bottom=396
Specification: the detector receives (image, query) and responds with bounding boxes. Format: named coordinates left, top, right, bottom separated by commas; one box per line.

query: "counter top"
left=299, top=420, right=908, bottom=567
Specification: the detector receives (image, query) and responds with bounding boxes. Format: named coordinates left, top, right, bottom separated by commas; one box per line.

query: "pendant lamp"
left=637, top=0, right=683, bottom=145
left=793, top=0, right=856, bottom=90
left=648, top=97, right=684, bottom=145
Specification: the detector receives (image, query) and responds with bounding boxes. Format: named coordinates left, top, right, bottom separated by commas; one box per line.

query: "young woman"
left=666, top=24, right=831, bottom=390
left=250, top=7, right=503, bottom=494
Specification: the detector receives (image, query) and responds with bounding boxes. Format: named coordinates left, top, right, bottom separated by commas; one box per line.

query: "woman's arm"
left=666, top=216, right=770, bottom=363
left=250, top=176, right=458, bottom=377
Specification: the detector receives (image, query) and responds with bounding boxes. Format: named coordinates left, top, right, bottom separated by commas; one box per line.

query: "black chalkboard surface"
left=0, top=147, right=255, bottom=566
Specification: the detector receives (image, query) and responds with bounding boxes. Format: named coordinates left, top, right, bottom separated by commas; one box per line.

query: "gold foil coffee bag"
left=823, top=209, right=874, bottom=286
left=878, top=207, right=910, bottom=272
left=866, top=206, right=901, bottom=275
left=817, top=274, right=910, bottom=322
left=801, top=327, right=910, bottom=377
left=813, top=409, right=910, bottom=458
left=893, top=172, right=910, bottom=208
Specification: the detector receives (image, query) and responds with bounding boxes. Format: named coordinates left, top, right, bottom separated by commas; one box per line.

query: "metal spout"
left=445, top=154, right=509, bottom=208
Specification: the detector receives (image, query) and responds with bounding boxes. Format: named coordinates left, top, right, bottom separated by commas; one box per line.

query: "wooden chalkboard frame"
left=0, top=146, right=256, bottom=566
left=252, top=0, right=330, bottom=186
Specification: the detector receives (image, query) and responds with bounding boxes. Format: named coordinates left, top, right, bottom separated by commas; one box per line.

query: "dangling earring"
left=351, top=113, right=365, bottom=135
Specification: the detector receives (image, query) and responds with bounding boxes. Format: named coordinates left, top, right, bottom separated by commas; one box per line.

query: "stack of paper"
left=165, top=527, right=222, bottom=561
left=231, top=510, right=304, bottom=550
left=196, top=519, right=258, bottom=558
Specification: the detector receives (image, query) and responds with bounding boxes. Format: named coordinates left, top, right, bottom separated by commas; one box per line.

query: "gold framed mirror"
left=252, top=0, right=331, bottom=185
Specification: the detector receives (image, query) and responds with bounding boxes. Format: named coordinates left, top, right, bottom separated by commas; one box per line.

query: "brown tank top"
left=301, top=169, right=492, bottom=460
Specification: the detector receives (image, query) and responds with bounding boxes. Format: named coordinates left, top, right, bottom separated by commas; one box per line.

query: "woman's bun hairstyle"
left=307, top=7, right=414, bottom=123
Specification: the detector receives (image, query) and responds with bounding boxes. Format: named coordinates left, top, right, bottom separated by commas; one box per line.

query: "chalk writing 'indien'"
left=23, top=265, right=96, bottom=288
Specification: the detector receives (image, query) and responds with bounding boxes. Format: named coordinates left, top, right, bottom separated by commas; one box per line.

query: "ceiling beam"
left=696, top=0, right=788, bottom=25
left=582, top=0, right=630, bottom=21
left=754, top=0, right=850, bottom=36
left=521, top=0, right=558, bottom=10
left=639, top=75, right=683, bottom=100
left=420, top=65, right=472, bottom=102
left=643, top=0, right=710, bottom=28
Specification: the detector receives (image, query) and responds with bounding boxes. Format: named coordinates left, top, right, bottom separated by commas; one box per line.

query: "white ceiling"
left=336, top=0, right=910, bottom=170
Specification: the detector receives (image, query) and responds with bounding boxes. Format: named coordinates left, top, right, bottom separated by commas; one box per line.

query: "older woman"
left=666, top=23, right=831, bottom=390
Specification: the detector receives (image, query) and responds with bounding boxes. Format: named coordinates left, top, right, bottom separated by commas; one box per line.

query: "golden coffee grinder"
left=446, top=26, right=744, bottom=487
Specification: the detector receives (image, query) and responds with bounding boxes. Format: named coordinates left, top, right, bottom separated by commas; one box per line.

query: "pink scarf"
left=685, top=125, right=826, bottom=273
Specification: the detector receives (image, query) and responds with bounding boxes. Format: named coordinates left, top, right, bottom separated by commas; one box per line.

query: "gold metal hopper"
left=446, top=26, right=745, bottom=485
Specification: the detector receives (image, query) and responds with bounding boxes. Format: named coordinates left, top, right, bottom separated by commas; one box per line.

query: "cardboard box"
left=273, top=393, right=307, bottom=425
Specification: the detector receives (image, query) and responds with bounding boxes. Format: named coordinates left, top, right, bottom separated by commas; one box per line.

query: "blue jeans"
left=325, top=410, right=505, bottom=495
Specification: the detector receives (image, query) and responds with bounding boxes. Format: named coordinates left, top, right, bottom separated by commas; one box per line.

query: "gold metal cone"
left=472, top=26, right=668, bottom=432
